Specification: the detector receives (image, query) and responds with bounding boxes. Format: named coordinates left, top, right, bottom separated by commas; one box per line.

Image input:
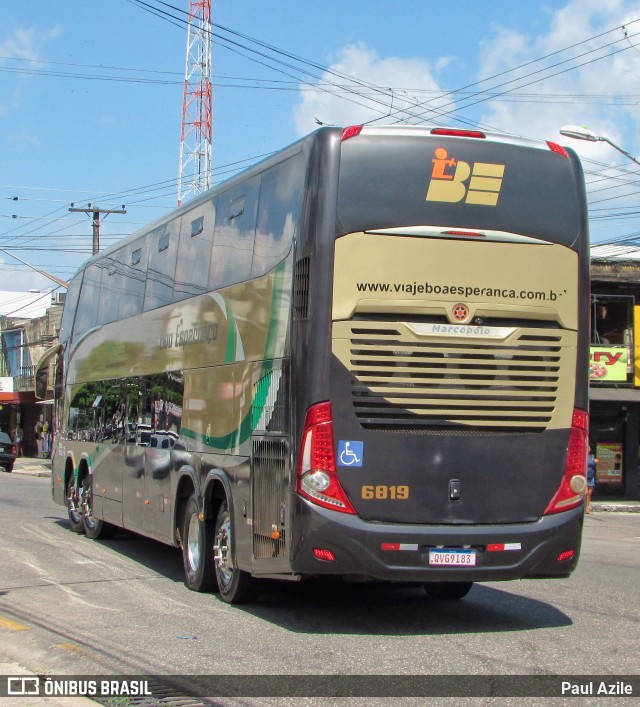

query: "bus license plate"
left=429, top=549, right=476, bottom=566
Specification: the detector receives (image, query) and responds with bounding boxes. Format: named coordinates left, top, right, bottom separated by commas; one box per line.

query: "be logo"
left=426, top=147, right=505, bottom=206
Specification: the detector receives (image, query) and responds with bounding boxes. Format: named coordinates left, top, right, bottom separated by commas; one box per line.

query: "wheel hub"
left=213, top=516, right=233, bottom=585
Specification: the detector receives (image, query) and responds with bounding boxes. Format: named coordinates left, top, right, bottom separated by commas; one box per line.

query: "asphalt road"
left=0, top=471, right=638, bottom=705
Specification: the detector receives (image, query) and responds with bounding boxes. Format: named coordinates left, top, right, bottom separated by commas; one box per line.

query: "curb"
left=14, top=469, right=51, bottom=478
left=592, top=503, right=640, bottom=513
left=10, top=459, right=52, bottom=478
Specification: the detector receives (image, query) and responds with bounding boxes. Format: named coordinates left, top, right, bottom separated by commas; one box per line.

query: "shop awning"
left=0, top=391, right=36, bottom=404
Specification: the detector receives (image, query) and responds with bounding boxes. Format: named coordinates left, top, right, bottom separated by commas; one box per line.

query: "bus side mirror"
left=34, top=344, right=62, bottom=401
left=35, top=368, right=48, bottom=400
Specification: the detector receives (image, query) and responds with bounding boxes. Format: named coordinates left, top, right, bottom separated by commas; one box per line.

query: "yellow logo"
left=426, top=148, right=505, bottom=206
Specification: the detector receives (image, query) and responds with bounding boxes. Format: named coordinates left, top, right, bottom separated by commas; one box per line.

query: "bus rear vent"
left=336, top=322, right=572, bottom=434
left=294, top=255, right=310, bottom=320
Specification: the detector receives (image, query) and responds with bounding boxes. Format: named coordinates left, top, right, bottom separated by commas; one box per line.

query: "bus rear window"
left=337, top=135, right=583, bottom=247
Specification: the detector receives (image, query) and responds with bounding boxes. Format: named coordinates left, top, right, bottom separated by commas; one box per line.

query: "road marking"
left=0, top=615, right=30, bottom=631
left=55, top=642, right=94, bottom=657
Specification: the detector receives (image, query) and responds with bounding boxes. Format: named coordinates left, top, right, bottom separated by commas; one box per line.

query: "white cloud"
left=0, top=25, right=61, bottom=65
left=477, top=0, right=640, bottom=147
left=290, top=3, right=640, bottom=245
left=0, top=25, right=62, bottom=119
left=473, top=1, right=640, bottom=243
left=293, top=43, right=443, bottom=135
left=291, top=3, right=640, bottom=155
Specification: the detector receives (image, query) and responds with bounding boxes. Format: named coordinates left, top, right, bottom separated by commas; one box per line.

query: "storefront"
left=586, top=283, right=640, bottom=501
left=0, top=378, right=43, bottom=456
left=589, top=388, right=640, bottom=500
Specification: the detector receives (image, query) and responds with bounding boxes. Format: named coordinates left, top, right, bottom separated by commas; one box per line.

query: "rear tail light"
left=430, top=128, right=486, bottom=139
left=544, top=408, right=588, bottom=515
left=547, top=141, right=569, bottom=158
left=441, top=230, right=485, bottom=238
left=313, top=548, right=336, bottom=562
left=297, top=402, right=356, bottom=514
left=11, top=445, right=16, bottom=456
left=341, top=125, right=363, bottom=141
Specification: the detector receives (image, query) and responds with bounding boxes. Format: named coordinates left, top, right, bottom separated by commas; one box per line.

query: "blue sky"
left=3, top=0, right=640, bottom=294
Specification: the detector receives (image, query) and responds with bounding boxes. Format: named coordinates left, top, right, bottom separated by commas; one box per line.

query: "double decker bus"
left=38, top=125, right=589, bottom=603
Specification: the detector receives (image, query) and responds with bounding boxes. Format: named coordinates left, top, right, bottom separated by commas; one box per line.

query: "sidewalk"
left=590, top=499, right=640, bottom=513
left=11, top=456, right=52, bottom=478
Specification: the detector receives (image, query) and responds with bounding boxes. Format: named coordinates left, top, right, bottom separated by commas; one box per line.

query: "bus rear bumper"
left=289, top=497, right=584, bottom=582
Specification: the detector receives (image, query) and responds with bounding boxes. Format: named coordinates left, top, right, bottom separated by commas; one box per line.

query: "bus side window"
left=173, top=198, right=215, bottom=301
left=96, top=255, right=122, bottom=326
left=59, top=276, right=81, bottom=343
left=144, top=221, right=180, bottom=311
left=68, top=381, right=105, bottom=442
left=252, top=154, right=305, bottom=277
left=137, top=372, right=184, bottom=437
left=208, top=176, right=260, bottom=290
left=119, top=239, right=147, bottom=319
left=72, top=263, right=101, bottom=340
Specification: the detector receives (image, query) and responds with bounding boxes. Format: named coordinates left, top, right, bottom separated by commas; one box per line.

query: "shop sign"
left=595, top=442, right=623, bottom=484
left=589, top=346, right=627, bottom=381
left=0, top=377, right=14, bottom=393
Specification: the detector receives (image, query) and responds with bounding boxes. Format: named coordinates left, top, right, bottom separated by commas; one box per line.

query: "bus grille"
left=252, top=438, right=288, bottom=559
left=335, top=323, right=574, bottom=434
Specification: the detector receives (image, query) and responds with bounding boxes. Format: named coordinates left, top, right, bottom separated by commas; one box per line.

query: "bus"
left=37, top=125, right=590, bottom=603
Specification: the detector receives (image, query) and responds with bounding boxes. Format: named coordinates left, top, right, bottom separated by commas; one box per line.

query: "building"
left=589, top=246, right=640, bottom=501
left=0, top=292, right=64, bottom=456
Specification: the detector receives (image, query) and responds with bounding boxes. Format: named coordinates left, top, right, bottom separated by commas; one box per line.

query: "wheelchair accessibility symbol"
left=338, top=440, right=364, bottom=467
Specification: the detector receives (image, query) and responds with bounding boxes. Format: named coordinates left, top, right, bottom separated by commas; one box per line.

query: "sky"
left=3, top=0, right=640, bottom=301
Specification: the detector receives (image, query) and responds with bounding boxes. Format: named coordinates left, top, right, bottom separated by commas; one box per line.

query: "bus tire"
left=82, top=475, right=116, bottom=540
left=66, top=473, right=85, bottom=534
left=423, top=581, right=473, bottom=601
left=213, top=500, right=257, bottom=604
left=182, top=493, right=216, bottom=592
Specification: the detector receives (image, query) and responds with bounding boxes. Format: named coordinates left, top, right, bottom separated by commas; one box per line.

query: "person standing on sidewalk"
left=42, top=420, right=52, bottom=458
left=34, top=419, right=43, bottom=458
left=586, top=447, right=597, bottom=514
left=11, top=424, right=23, bottom=456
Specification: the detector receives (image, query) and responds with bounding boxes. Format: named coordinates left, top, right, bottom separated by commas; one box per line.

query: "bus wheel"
left=423, top=581, right=473, bottom=600
left=66, top=474, right=84, bottom=534
left=82, top=476, right=116, bottom=540
left=182, top=493, right=215, bottom=592
left=213, top=500, right=256, bottom=604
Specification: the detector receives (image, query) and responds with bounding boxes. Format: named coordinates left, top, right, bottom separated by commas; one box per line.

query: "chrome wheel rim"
left=83, top=480, right=96, bottom=529
left=186, top=512, right=201, bottom=574
left=67, top=478, right=81, bottom=524
left=214, top=513, right=233, bottom=587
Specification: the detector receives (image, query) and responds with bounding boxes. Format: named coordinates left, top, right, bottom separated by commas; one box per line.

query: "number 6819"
left=361, top=485, right=409, bottom=500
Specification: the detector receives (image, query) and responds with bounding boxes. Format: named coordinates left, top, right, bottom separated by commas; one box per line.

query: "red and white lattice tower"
left=178, top=0, right=212, bottom=206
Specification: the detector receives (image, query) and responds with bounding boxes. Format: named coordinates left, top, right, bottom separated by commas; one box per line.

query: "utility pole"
left=69, top=203, right=126, bottom=255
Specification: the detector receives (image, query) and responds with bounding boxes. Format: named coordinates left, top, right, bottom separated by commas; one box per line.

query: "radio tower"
left=178, top=0, right=212, bottom=206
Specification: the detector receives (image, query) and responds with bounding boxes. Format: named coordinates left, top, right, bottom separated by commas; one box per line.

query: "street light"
left=559, top=124, right=640, bottom=167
